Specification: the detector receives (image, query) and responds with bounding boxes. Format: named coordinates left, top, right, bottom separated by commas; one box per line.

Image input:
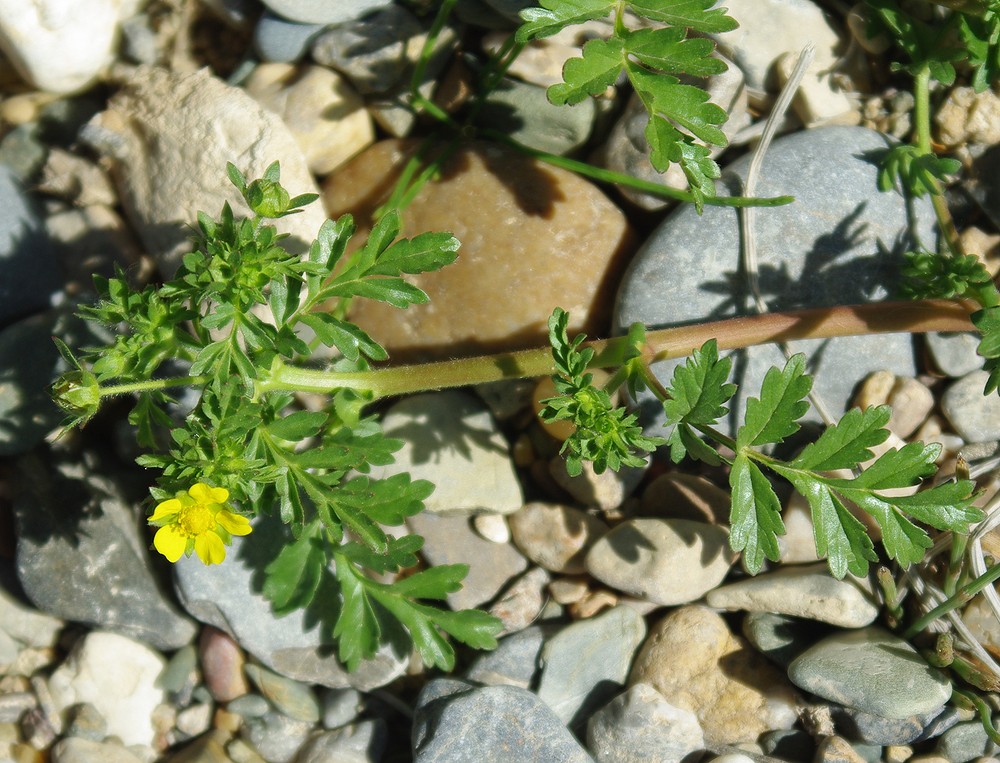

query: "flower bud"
left=244, top=178, right=290, bottom=218
left=51, top=369, right=102, bottom=424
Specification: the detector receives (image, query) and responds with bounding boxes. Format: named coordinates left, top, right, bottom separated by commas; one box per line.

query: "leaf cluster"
left=540, top=308, right=665, bottom=476
left=898, top=250, right=993, bottom=300
left=663, top=342, right=981, bottom=578
left=60, top=164, right=500, bottom=671
left=516, top=0, right=737, bottom=210
left=877, top=144, right=960, bottom=199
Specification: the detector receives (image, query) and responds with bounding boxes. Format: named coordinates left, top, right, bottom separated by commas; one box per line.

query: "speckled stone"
left=941, top=370, right=1000, bottom=442
left=324, top=139, right=634, bottom=359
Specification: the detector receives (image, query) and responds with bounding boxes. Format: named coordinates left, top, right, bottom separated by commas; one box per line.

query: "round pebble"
left=508, top=502, right=608, bottom=574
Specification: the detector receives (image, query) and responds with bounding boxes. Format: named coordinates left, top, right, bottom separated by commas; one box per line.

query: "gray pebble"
left=320, top=687, right=363, bottom=729
left=228, top=694, right=272, bottom=719
left=941, top=370, right=1000, bottom=442
left=50, top=738, right=146, bottom=763
left=615, top=127, right=929, bottom=438
left=0, top=124, right=47, bottom=183
left=741, top=611, right=823, bottom=667
left=926, top=332, right=984, bottom=378
left=464, top=625, right=547, bottom=689
left=296, top=719, right=386, bottom=763
left=240, top=710, right=314, bottom=763
left=260, top=0, right=391, bottom=25
left=244, top=664, right=320, bottom=723
left=935, top=720, right=1000, bottom=762
left=831, top=703, right=947, bottom=745
left=253, top=11, right=324, bottom=63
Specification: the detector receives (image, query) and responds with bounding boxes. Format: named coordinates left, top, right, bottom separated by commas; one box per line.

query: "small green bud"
left=51, top=369, right=102, bottom=425
left=245, top=179, right=290, bottom=218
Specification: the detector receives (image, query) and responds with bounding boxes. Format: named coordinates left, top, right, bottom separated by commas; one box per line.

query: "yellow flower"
left=149, top=483, right=251, bottom=565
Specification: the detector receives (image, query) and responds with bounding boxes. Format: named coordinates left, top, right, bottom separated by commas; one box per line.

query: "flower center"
left=178, top=504, right=215, bottom=536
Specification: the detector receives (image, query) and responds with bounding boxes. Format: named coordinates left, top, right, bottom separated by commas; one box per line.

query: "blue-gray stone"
left=244, top=664, right=320, bottom=723
left=174, top=512, right=407, bottom=691
left=412, top=682, right=594, bottom=763
left=615, top=126, right=931, bottom=438
left=0, top=124, right=47, bottom=183
left=760, top=728, right=816, bottom=760
left=260, top=0, right=391, bottom=25
left=916, top=705, right=966, bottom=742
left=253, top=11, right=325, bottom=63
left=475, top=77, right=595, bottom=156
left=741, top=611, right=824, bottom=668
left=935, top=720, right=1000, bottom=762
left=13, top=449, right=197, bottom=651
left=320, top=687, right=363, bottom=730
left=941, top=370, right=1000, bottom=442
left=0, top=310, right=107, bottom=456
left=830, top=703, right=945, bottom=745
left=926, top=331, right=984, bottom=378
left=537, top=605, right=647, bottom=727
left=240, top=710, right=313, bottom=763
left=296, top=720, right=386, bottom=763
left=787, top=627, right=951, bottom=720
left=464, top=625, right=547, bottom=689
left=0, top=165, right=61, bottom=325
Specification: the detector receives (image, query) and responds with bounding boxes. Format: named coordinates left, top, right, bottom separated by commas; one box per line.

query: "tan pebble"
left=884, top=745, right=913, bottom=763
left=815, top=735, right=867, bottom=763
left=0, top=93, right=56, bottom=125
left=853, top=370, right=894, bottom=409
left=490, top=567, right=549, bottom=635
left=779, top=493, right=820, bottom=564
left=326, top=139, right=634, bottom=360
left=549, top=456, right=639, bottom=511
left=511, top=434, right=535, bottom=467
left=960, top=226, right=1000, bottom=277
left=472, top=513, right=511, bottom=544
left=568, top=588, right=618, bottom=619
left=640, top=472, right=730, bottom=524
left=936, top=86, right=1000, bottom=147
left=508, top=502, right=608, bottom=574
left=548, top=576, right=589, bottom=605
left=886, top=376, right=934, bottom=438
left=213, top=708, right=242, bottom=733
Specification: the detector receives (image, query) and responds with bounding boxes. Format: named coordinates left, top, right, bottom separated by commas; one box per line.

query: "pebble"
left=253, top=12, right=324, bottom=63
left=942, top=371, right=1000, bottom=442
left=775, top=50, right=860, bottom=128
left=0, top=165, right=62, bottom=326
left=640, top=472, right=731, bottom=524
left=13, top=451, right=197, bottom=650
left=295, top=719, right=386, bottom=763
left=830, top=704, right=947, bottom=745
left=780, top=493, right=822, bottom=564
left=585, top=518, right=735, bottom=606
left=174, top=512, right=408, bottom=691
left=927, top=332, right=986, bottom=378
left=243, top=63, right=374, bottom=176
left=199, top=627, right=249, bottom=703
left=761, top=728, right=817, bottom=760
left=319, top=687, right=363, bottom=730
left=481, top=20, right=614, bottom=88
left=50, top=737, right=146, bottom=763
left=489, top=566, right=549, bottom=634
left=787, top=627, right=952, bottom=719
left=240, top=710, right=313, bottom=763
left=260, top=0, right=390, bottom=25
left=0, top=123, right=48, bottom=183
left=81, top=67, right=326, bottom=276
left=508, top=502, right=608, bottom=574
left=600, top=65, right=749, bottom=211
left=464, top=625, right=547, bottom=690
left=0, top=0, right=138, bottom=93
left=38, top=149, right=115, bottom=207
left=706, top=563, right=880, bottom=628
left=472, top=513, right=511, bottom=544
left=548, top=457, right=646, bottom=511
left=586, top=683, right=705, bottom=763
left=475, top=76, right=596, bottom=155
left=244, top=664, right=319, bottom=723
left=815, top=735, right=870, bottom=763
left=370, top=391, right=523, bottom=516
left=0, top=585, right=63, bottom=650
left=309, top=5, right=423, bottom=94
left=628, top=605, right=799, bottom=745
left=47, top=631, right=165, bottom=747
left=615, top=127, right=929, bottom=438
left=325, top=139, right=634, bottom=359
left=935, top=721, right=1000, bottom=762
left=853, top=372, right=935, bottom=439
left=741, top=611, right=823, bottom=667
left=412, top=681, right=595, bottom=762
left=406, top=511, right=528, bottom=610
left=536, top=605, right=647, bottom=727
left=936, top=86, right=1000, bottom=147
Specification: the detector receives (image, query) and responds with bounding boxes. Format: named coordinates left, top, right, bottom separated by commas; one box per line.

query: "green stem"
left=259, top=298, right=975, bottom=399
left=100, top=375, right=208, bottom=398
left=953, top=687, right=1000, bottom=744
left=903, top=559, right=1000, bottom=639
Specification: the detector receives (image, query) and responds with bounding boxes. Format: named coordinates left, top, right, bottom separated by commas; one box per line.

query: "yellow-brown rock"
left=323, top=139, right=634, bottom=360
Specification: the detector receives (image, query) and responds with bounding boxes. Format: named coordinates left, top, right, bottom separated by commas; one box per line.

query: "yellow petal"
left=153, top=525, right=188, bottom=563
left=217, top=510, right=252, bottom=536
left=149, top=498, right=182, bottom=524
left=195, top=532, right=226, bottom=565
left=189, top=483, right=216, bottom=504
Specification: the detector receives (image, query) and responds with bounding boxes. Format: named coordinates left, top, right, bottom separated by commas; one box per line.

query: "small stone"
left=200, top=627, right=249, bottom=703
left=780, top=493, right=822, bottom=564
left=936, top=86, right=1000, bottom=148
left=741, top=611, right=822, bottom=667
left=325, top=139, right=634, bottom=359
left=489, top=566, right=549, bottom=635
left=0, top=693, right=36, bottom=724
left=64, top=702, right=107, bottom=742
left=586, top=683, right=705, bottom=763
left=260, top=0, right=391, bottom=25
left=226, top=737, right=269, bottom=763
left=407, top=511, right=528, bottom=611
left=372, top=391, right=523, bottom=515
left=244, top=664, right=319, bottom=723
left=586, top=519, right=735, bottom=606
left=38, top=149, right=116, bottom=206
left=886, top=376, right=935, bottom=438
left=47, top=631, right=165, bottom=748
left=50, top=738, right=146, bottom=763
left=831, top=704, right=946, bottom=745
left=472, top=513, right=511, bottom=544
left=319, top=688, right=362, bottom=730
left=927, top=333, right=987, bottom=378
left=243, top=63, right=374, bottom=176
left=629, top=606, right=799, bottom=745
left=761, top=728, right=817, bottom=761
left=548, top=577, right=589, bottom=605
left=815, top=735, right=869, bottom=763
left=0, top=585, right=63, bottom=649
left=464, top=626, right=547, bottom=690
left=253, top=12, right=324, bottom=63
left=412, top=682, right=595, bottom=763
left=537, top=605, right=647, bottom=727
left=228, top=694, right=271, bottom=719
left=615, top=127, right=929, bottom=439
left=640, top=472, right=731, bottom=524
left=176, top=704, right=213, bottom=738
left=942, top=371, right=1000, bottom=442
left=0, top=123, right=48, bottom=184
left=82, top=67, right=325, bottom=276
left=706, top=563, right=880, bottom=628
left=295, top=720, right=386, bottom=763
left=508, top=503, right=608, bottom=574
left=776, top=50, right=860, bottom=128
left=240, top=710, right=313, bottom=763
left=788, top=627, right=952, bottom=719
left=936, top=722, right=1000, bottom=763
left=0, top=0, right=138, bottom=93
left=549, top=457, right=646, bottom=511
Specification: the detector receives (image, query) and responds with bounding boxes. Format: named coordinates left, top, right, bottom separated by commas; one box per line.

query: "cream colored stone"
left=640, top=472, right=730, bottom=524
left=244, top=63, right=374, bottom=176
left=324, top=139, right=634, bottom=359
left=937, top=86, right=1000, bottom=147
left=629, top=606, right=799, bottom=745
left=776, top=51, right=860, bottom=128
left=508, top=502, right=608, bottom=574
